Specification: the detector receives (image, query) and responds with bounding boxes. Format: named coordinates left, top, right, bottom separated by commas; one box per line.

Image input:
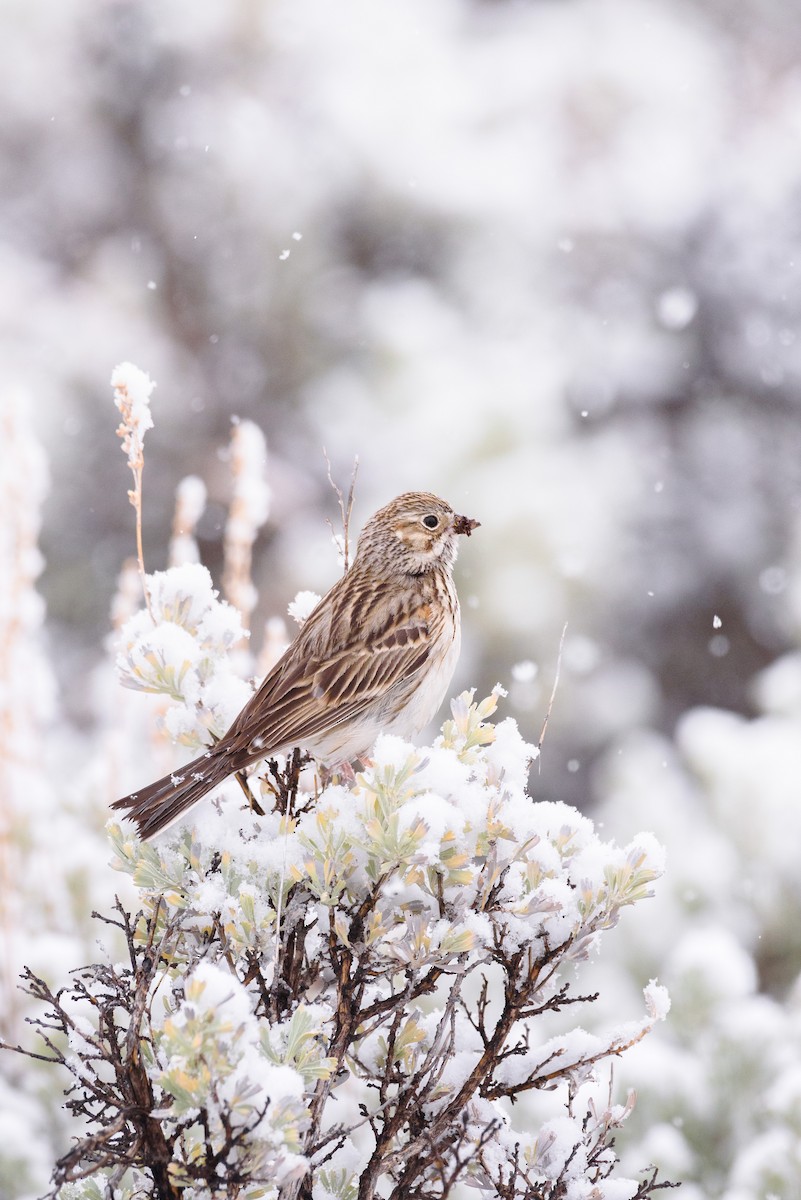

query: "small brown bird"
left=113, top=491, right=479, bottom=838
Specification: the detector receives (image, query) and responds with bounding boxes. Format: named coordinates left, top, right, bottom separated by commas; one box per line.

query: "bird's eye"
left=422, top=514, right=439, bottom=530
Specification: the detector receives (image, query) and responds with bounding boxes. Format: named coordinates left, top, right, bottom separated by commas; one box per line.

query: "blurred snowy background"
left=3, top=0, right=801, bottom=1195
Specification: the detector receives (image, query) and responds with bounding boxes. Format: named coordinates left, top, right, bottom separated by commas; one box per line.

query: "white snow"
left=287, top=589, right=322, bottom=626
left=643, top=980, right=671, bottom=1022
left=656, top=286, right=698, bottom=331
left=175, top=474, right=207, bottom=522
left=110, top=361, right=155, bottom=462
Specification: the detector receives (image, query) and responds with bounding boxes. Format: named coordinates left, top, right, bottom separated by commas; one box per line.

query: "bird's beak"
left=453, top=513, right=480, bottom=536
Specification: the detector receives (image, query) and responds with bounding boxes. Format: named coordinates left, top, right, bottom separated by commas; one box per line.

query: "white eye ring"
left=422, top=514, right=439, bottom=529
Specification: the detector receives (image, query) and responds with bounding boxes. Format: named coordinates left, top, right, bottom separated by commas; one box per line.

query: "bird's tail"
left=111, top=746, right=237, bottom=840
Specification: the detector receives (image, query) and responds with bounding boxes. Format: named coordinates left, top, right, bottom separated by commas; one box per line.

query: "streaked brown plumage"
left=112, top=492, right=479, bottom=838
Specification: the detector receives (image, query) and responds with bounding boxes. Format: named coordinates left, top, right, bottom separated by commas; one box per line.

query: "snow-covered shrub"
left=3, top=368, right=676, bottom=1198
left=23, top=690, right=672, bottom=1199
left=115, top=562, right=253, bottom=746
left=586, top=623, right=801, bottom=1198
left=0, top=398, right=136, bottom=1198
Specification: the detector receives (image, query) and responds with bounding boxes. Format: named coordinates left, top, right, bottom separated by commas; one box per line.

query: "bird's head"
left=356, top=491, right=480, bottom=576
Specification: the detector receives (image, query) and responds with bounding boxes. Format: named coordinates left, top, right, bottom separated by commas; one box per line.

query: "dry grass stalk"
left=222, top=420, right=270, bottom=633
left=111, top=363, right=156, bottom=622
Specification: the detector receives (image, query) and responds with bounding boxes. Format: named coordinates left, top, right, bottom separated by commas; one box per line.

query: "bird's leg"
left=318, top=761, right=348, bottom=787
left=320, top=758, right=368, bottom=787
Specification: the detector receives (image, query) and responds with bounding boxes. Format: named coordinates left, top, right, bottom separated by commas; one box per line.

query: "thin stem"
left=132, top=467, right=154, bottom=623
left=538, top=619, right=567, bottom=757
left=323, top=449, right=359, bottom=572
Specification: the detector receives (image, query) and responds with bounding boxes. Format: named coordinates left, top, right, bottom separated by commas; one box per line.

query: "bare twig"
left=537, top=620, right=568, bottom=758
left=323, top=449, right=359, bottom=572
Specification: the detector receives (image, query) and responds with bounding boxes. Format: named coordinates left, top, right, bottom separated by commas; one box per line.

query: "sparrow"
left=112, top=491, right=479, bottom=838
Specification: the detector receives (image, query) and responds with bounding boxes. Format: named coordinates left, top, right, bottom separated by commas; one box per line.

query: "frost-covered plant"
left=589, top=667, right=801, bottom=1200
left=115, top=563, right=253, bottom=748
left=578, top=522, right=801, bottom=1197
left=0, top=400, right=143, bottom=1197
left=1, top=378, right=676, bottom=1198
left=22, top=691, right=673, bottom=1200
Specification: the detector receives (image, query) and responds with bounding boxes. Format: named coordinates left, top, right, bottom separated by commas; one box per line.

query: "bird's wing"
left=251, top=629, right=431, bottom=751
left=225, top=580, right=439, bottom=756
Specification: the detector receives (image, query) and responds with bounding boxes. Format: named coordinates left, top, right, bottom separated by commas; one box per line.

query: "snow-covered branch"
left=18, top=689, right=673, bottom=1199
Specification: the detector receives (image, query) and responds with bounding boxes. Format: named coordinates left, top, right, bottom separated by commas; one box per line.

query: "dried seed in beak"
left=453, top=514, right=480, bottom=536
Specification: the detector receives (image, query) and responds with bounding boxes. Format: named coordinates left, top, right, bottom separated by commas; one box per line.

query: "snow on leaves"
left=115, top=563, right=252, bottom=743
left=71, top=690, right=675, bottom=1199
